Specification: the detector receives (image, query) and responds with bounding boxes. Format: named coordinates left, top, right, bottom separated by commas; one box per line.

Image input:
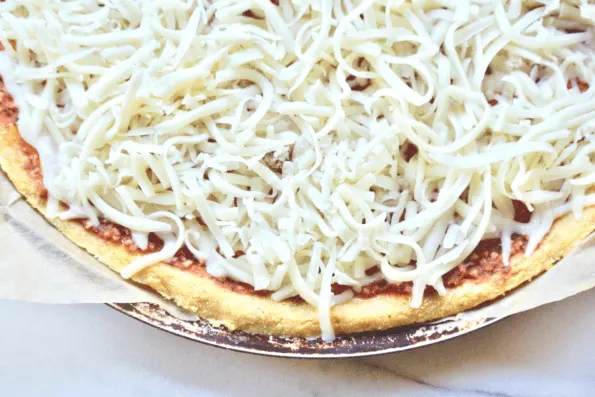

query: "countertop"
left=1, top=289, right=594, bottom=397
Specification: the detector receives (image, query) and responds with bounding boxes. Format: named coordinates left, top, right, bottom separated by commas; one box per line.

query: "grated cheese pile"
left=1, top=0, right=595, bottom=340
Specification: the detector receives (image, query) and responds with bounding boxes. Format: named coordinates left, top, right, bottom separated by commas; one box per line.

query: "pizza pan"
left=108, top=302, right=500, bottom=358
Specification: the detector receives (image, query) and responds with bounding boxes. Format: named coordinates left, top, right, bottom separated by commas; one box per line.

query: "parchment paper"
left=1, top=166, right=593, bottom=328
left=0, top=170, right=157, bottom=303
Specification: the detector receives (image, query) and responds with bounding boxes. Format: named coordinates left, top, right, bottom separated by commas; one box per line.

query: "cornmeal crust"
left=2, top=124, right=594, bottom=337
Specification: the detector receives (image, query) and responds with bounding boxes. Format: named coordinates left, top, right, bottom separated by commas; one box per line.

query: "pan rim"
left=107, top=302, right=502, bottom=359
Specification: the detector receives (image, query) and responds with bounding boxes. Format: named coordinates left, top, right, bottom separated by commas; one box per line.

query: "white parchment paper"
left=0, top=170, right=156, bottom=303
left=1, top=167, right=593, bottom=327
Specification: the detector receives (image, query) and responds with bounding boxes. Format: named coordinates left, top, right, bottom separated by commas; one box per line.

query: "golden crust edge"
left=1, top=125, right=594, bottom=338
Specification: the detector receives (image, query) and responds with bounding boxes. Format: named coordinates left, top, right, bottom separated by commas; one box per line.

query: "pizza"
left=1, top=0, right=595, bottom=341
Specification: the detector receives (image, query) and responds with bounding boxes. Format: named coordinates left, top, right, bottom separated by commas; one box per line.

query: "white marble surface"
left=1, top=289, right=594, bottom=397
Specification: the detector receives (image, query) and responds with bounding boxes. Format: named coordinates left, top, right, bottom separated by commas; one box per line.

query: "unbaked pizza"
left=1, top=0, right=595, bottom=340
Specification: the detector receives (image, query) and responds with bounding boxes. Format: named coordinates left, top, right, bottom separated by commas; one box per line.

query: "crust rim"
left=2, top=124, right=594, bottom=337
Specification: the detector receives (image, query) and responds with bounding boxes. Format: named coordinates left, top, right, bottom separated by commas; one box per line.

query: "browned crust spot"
left=0, top=77, right=17, bottom=127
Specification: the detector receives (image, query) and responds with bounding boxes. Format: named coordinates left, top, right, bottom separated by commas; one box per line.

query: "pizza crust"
left=2, top=124, right=594, bottom=337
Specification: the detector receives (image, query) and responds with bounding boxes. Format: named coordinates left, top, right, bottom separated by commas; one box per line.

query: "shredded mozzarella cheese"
left=1, top=0, right=595, bottom=340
